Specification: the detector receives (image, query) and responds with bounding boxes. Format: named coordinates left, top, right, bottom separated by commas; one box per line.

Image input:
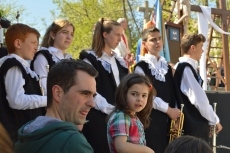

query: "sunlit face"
left=103, top=25, right=123, bottom=49
left=192, top=42, right=204, bottom=61
left=126, top=83, right=149, bottom=115
left=142, top=31, right=163, bottom=58
left=17, top=33, right=38, bottom=60
left=52, top=25, right=74, bottom=52
left=58, top=70, right=96, bottom=125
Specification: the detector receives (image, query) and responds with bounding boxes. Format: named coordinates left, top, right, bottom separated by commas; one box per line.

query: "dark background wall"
left=206, top=91, right=230, bottom=153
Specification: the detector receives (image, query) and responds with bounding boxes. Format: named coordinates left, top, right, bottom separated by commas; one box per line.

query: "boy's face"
left=142, top=31, right=163, bottom=57
left=191, top=42, right=204, bottom=61
left=16, top=33, right=38, bottom=60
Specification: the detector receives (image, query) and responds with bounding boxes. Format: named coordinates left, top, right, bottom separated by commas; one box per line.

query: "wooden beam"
left=219, top=0, right=230, bottom=91
left=191, top=5, right=230, bottom=15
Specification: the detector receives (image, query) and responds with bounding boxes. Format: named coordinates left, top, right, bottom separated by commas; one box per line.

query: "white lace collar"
left=40, top=47, right=72, bottom=63
left=0, top=54, right=39, bottom=80
left=87, top=50, right=127, bottom=73
left=139, top=54, right=168, bottom=82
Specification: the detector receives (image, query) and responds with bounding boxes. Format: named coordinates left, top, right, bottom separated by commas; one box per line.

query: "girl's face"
left=103, top=25, right=123, bottom=49
left=52, top=25, right=74, bottom=52
left=142, top=31, right=163, bottom=57
left=126, top=83, right=149, bottom=115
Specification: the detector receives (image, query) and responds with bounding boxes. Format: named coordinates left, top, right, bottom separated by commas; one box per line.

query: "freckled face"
left=18, top=33, right=38, bottom=60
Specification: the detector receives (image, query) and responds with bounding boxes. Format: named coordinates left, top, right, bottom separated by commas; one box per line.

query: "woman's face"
left=52, top=25, right=74, bottom=52
left=103, top=25, right=123, bottom=49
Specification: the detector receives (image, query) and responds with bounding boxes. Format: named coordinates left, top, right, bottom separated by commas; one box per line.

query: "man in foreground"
left=15, top=59, right=98, bottom=153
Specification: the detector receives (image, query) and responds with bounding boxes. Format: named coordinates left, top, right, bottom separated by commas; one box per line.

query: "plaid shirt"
left=107, top=110, right=146, bottom=153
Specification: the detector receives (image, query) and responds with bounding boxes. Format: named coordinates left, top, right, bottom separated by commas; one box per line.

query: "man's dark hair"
left=142, top=27, right=160, bottom=41
left=164, top=136, right=213, bottom=153
left=47, top=59, right=98, bottom=107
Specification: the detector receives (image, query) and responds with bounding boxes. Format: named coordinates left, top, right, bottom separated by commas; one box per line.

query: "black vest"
left=80, top=51, right=128, bottom=105
left=174, top=62, right=209, bottom=141
left=135, top=61, right=176, bottom=153
left=0, top=58, right=46, bottom=142
left=79, top=51, right=128, bottom=153
left=30, top=50, right=55, bottom=71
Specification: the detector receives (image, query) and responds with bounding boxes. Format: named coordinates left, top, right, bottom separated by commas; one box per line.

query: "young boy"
left=0, top=23, right=46, bottom=142
left=173, top=33, right=222, bottom=142
left=134, top=27, right=180, bottom=153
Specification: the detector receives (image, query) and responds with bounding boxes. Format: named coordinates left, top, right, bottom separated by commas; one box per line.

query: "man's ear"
left=52, top=85, right=63, bottom=103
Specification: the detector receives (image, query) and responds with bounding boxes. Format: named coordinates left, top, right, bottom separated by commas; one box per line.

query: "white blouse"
left=33, top=47, right=72, bottom=95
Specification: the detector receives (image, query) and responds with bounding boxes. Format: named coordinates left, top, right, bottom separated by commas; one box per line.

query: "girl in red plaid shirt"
left=107, top=73, right=156, bottom=153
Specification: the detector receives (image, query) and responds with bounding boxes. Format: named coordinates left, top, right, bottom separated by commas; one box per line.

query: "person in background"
left=0, top=23, right=46, bottom=142
left=79, top=17, right=129, bottom=153
left=107, top=73, right=155, bottom=153
left=115, top=18, right=134, bottom=68
left=164, top=136, right=213, bottom=153
left=136, top=20, right=155, bottom=62
left=31, top=19, right=75, bottom=96
left=15, top=59, right=97, bottom=153
left=134, top=27, right=180, bottom=153
left=114, top=18, right=129, bottom=58
left=173, top=33, right=222, bottom=142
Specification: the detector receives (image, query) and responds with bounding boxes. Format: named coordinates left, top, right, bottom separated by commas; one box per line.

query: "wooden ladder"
left=206, top=15, right=226, bottom=91
left=161, top=0, right=180, bottom=22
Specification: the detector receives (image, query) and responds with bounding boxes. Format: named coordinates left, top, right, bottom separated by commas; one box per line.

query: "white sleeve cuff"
left=94, top=93, right=115, bottom=114
left=208, top=112, right=220, bottom=125
left=153, top=97, right=169, bottom=113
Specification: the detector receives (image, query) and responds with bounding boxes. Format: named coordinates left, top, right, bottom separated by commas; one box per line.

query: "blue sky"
left=17, top=0, right=58, bottom=36
left=15, top=0, right=155, bottom=36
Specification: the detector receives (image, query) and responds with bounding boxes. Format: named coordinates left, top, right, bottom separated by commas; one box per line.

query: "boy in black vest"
left=134, top=27, right=180, bottom=153
left=0, top=23, right=46, bottom=142
left=173, top=33, right=222, bottom=142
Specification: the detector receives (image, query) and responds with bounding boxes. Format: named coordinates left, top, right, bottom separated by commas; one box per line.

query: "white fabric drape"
left=200, top=6, right=230, bottom=35
left=197, top=6, right=209, bottom=90
left=197, top=5, right=230, bottom=90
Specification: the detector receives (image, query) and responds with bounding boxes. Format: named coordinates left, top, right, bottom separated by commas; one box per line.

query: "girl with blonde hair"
left=31, top=19, right=75, bottom=96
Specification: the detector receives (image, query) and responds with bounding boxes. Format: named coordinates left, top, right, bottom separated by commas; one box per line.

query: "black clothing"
left=0, top=58, right=46, bottom=142
left=174, top=62, right=209, bottom=142
left=79, top=51, right=128, bottom=153
left=135, top=61, right=176, bottom=153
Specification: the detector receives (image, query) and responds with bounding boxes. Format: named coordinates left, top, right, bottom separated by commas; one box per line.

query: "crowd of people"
left=0, top=16, right=222, bottom=153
